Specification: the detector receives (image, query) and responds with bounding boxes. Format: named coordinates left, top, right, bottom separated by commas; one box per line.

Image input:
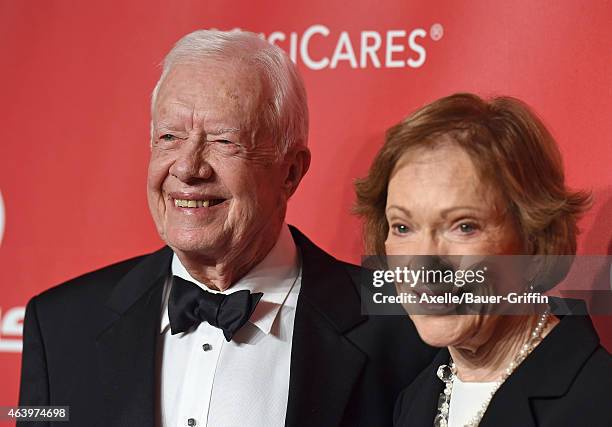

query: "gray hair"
left=150, top=29, right=309, bottom=157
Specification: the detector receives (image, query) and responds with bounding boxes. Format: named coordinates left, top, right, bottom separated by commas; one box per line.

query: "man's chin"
left=164, top=230, right=226, bottom=257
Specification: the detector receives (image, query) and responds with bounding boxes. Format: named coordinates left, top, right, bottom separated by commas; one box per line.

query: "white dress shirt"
left=157, top=225, right=302, bottom=427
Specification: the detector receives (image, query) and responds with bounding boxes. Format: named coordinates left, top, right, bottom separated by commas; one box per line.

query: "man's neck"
left=175, top=222, right=285, bottom=292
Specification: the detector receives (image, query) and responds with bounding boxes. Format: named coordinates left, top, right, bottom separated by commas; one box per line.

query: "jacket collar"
left=103, top=226, right=368, bottom=333
left=399, top=302, right=602, bottom=427
left=506, top=313, right=600, bottom=397
left=96, top=245, right=171, bottom=427
left=288, top=225, right=367, bottom=333
left=284, top=225, right=369, bottom=426
left=482, top=310, right=601, bottom=426
left=96, top=226, right=369, bottom=427
left=104, top=245, right=172, bottom=314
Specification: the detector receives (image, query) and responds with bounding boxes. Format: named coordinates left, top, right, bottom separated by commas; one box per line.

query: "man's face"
left=147, top=60, right=288, bottom=259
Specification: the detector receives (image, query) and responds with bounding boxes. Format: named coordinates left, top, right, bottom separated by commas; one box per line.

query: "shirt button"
left=202, top=343, right=212, bottom=351
left=187, top=418, right=196, bottom=426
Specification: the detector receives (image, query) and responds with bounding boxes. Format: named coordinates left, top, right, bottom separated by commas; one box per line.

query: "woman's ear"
left=524, top=255, right=543, bottom=290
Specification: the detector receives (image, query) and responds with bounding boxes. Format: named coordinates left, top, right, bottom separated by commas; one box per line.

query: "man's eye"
left=160, top=134, right=176, bottom=141
left=216, top=139, right=232, bottom=145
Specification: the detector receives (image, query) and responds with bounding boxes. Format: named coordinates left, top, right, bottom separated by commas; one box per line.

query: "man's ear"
left=283, top=145, right=311, bottom=199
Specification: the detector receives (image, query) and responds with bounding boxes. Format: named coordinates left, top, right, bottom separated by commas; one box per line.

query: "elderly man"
left=18, top=30, right=434, bottom=427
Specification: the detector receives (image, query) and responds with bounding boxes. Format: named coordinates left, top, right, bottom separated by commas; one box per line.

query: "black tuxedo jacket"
left=393, top=310, right=612, bottom=427
left=19, top=226, right=436, bottom=427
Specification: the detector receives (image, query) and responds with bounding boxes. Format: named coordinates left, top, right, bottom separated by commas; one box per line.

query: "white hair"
left=150, top=29, right=309, bottom=157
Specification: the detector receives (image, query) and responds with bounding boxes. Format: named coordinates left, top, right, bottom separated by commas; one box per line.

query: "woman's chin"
left=418, top=332, right=458, bottom=348
left=410, top=314, right=473, bottom=348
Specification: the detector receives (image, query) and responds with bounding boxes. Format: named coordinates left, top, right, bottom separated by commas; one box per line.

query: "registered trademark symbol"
left=430, top=23, right=444, bottom=41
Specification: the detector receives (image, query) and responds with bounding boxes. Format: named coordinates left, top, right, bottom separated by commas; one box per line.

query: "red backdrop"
left=1, top=0, right=611, bottom=415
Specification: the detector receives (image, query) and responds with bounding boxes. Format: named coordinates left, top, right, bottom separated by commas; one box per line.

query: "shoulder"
left=335, top=259, right=367, bottom=289
left=290, top=224, right=368, bottom=297
left=528, top=345, right=612, bottom=426
left=28, top=248, right=168, bottom=318
left=569, top=344, right=612, bottom=393
left=553, top=314, right=612, bottom=393
left=509, top=314, right=612, bottom=425
left=35, top=253, right=148, bottom=304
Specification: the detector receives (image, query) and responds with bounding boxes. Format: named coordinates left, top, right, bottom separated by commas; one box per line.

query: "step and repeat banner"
left=1, top=0, right=611, bottom=410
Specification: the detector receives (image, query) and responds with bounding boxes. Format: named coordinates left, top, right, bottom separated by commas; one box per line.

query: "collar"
left=428, top=304, right=601, bottom=400
left=477, top=307, right=602, bottom=426
left=160, top=224, right=301, bottom=335
left=497, top=307, right=601, bottom=398
left=401, top=304, right=603, bottom=427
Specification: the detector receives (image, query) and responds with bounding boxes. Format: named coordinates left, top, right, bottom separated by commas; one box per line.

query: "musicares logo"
left=216, top=24, right=445, bottom=70
left=0, top=306, right=24, bottom=353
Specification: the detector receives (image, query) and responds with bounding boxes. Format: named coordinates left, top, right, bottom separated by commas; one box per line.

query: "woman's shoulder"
left=488, top=315, right=612, bottom=426
left=531, top=344, right=612, bottom=426
left=569, top=344, right=612, bottom=391
left=517, top=313, right=612, bottom=397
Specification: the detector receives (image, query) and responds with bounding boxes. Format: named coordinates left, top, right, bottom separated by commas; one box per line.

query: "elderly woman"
left=355, top=93, right=612, bottom=426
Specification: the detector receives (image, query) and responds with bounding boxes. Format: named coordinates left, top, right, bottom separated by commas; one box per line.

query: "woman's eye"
left=457, top=222, right=479, bottom=234
left=392, top=224, right=411, bottom=234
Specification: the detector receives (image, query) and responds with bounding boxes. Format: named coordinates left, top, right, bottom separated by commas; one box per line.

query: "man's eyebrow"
left=207, top=127, right=241, bottom=135
left=155, top=121, right=181, bottom=130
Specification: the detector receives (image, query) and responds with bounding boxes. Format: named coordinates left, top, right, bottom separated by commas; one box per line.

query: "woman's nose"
left=414, top=233, right=448, bottom=256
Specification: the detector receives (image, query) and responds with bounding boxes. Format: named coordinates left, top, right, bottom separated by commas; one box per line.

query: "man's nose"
left=169, top=140, right=213, bottom=184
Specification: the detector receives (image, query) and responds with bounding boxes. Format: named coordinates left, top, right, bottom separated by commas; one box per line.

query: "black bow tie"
left=168, top=275, right=263, bottom=341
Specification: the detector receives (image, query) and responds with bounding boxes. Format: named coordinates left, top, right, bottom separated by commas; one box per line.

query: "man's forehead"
left=153, top=60, right=267, bottom=121
left=155, top=101, right=244, bottom=131
left=153, top=67, right=275, bottom=147
left=160, top=60, right=264, bottom=98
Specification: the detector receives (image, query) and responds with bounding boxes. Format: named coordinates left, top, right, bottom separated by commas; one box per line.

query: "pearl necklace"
left=434, top=311, right=550, bottom=427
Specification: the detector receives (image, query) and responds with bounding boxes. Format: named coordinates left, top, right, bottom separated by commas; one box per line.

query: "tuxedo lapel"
left=285, top=227, right=368, bottom=427
left=95, top=246, right=172, bottom=427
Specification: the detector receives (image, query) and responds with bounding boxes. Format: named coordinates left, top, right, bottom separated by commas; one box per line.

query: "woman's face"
left=385, top=141, right=524, bottom=350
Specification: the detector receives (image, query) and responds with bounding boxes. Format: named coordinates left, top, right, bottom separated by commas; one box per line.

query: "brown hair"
left=354, top=93, right=590, bottom=287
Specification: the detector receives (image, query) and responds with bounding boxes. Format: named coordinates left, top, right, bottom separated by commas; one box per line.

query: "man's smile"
left=173, top=198, right=227, bottom=208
